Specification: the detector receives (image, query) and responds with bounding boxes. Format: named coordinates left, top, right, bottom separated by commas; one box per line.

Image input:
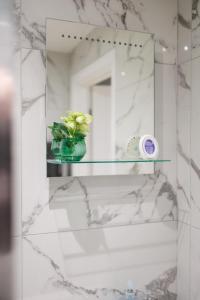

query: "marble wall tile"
left=191, top=56, right=200, bottom=229
left=12, top=47, right=22, bottom=238
left=13, top=0, right=21, bottom=50
left=192, top=0, right=200, bottom=58
left=23, top=222, right=177, bottom=300
left=154, top=63, right=177, bottom=189
left=12, top=237, right=22, bottom=300
left=190, top=226, right=200, bottom=300
left=177, top=1, right=192, bottom=298
left=21, top=48, right=45, bottom=114
left=0, top=0, right=19, bottom=50
left=177, top=3, right=200, bottom=300
left=21, top=48, right=56, bottom=234
left=178, top=0, right=192, bottom=64
left=21, top=0, right=177, bottom=64
left=177, top=222, right=191, bottom=300
left=177, top=61, right=191, bottom=224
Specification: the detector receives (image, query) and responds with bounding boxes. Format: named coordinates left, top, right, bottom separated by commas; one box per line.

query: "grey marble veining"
left=177, top=179, right=191, bottom=209
left=178, top=14, right=191, bottom=30
left=146, top=267, right=177, bottom=300
left=22, top=93, right=45, bottom=115
left=177, top=139, right=190, bottom=165
left=177, top=60, right=191, bottom=222
left=192, top=0, right=200, bottom=57
left=177, top=139, right=191, bottom=221
left=178, top=65, right=191, bottom=90
left=22, top=178, right=75, bottom=235
left=21, top=48, right=46, bottom=115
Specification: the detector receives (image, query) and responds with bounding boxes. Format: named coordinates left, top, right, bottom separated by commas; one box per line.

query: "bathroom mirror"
left=46, top=19, right=154, bottom=177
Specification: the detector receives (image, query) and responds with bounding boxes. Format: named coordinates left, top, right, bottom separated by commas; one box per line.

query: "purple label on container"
left=144, top=139, right=155, bottom=154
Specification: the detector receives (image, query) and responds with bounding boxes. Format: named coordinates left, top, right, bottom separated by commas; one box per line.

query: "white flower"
left=76, top=116, right=85, bottom=124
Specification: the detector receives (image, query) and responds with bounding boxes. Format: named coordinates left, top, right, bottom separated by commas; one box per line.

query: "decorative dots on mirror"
left=60, top=34, right=143, bottom=48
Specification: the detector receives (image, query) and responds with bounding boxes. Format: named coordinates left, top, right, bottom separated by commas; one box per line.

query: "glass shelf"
left=47, top=159, right=171, bottom=165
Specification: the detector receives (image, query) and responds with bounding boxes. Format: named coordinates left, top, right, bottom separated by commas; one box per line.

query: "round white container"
left=139, top=135, right=159, bottom=159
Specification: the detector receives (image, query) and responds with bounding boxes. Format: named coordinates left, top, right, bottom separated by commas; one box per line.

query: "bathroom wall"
left=177, top=0, right=200, bottom=299
left=19, top=1, right=178, bottom=299
left=177, top=1, right=192, bottom=299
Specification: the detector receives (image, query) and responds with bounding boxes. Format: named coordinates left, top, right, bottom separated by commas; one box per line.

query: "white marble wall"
left=190, top=51, right=200, bottom=300
left=19, top=1, right=178, bottom=299
left=177, top=0, right=192, bottom=299
left=177, top=0, right=200, bottom=299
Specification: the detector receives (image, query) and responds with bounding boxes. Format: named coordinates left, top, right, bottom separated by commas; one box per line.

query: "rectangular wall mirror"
left=46, top=19, right=155, bottom=177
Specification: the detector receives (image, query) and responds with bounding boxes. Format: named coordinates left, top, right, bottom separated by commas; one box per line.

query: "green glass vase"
left=51, top=139, right=61, bottom=160
left=60, top=136, right=86, bottom=162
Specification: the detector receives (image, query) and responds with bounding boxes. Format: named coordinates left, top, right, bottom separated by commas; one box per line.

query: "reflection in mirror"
left=46, top=19, right=154, bottom=177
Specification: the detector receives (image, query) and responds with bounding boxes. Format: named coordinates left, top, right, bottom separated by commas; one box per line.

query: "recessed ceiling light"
left=162, top=47, right=167, bottom=52
left=184, top=45, right=189, bottom=51
left=121, top=71, right=126, bottom=76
